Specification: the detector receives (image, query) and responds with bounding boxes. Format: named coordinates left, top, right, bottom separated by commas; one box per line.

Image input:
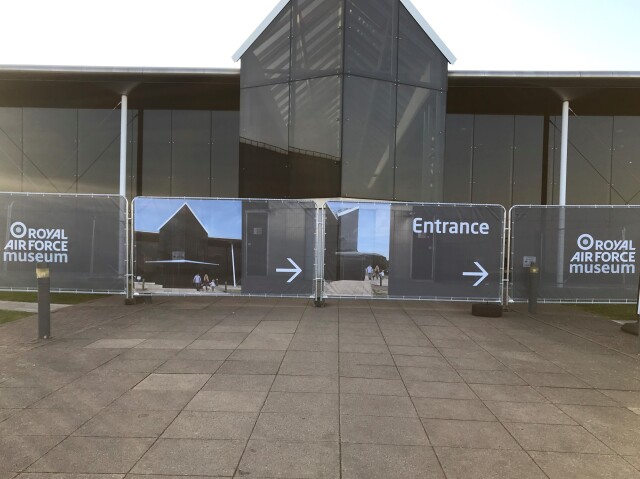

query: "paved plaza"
left=0, top=296, right=640, bottom=478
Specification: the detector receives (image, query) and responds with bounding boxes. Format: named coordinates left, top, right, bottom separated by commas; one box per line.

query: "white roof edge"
left=232, top=0, right=290, bottom=62
left=399, top=0, right=456, bottom=65
left=232, top=0, right=456, bottom=65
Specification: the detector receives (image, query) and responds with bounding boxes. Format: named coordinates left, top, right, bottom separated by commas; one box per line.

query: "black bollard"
left=528, top=263, right=540, bottom=314
left=36, top=262, right=51, bottom=340
left=225, top=281, right=228, bottom=293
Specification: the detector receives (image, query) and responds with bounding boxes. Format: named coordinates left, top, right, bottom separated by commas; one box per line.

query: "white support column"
left=556, top=101, right=570, bottom=287
left=231, top=243, right=237, bottom=288
left=119, top=95, right=128, bottom=197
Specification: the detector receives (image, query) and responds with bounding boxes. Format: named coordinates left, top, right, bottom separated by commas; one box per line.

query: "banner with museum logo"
left=0, top=193, right=127, bottom=294
left=510, top=205, right=640, bottom=303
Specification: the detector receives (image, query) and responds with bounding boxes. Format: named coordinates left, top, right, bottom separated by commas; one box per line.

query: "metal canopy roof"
left=231, top=0, right=456, bottom=64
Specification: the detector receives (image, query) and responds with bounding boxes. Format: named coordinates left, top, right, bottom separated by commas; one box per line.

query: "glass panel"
left=398, top=5, right=447, bottom=90
left=212, top=111, right=240, bottom=198
left=612, top=116, right=640, bottom=204
left=0, top=108, right=23, bottom=192
left=443, top=114, right=473, bottom=203
left=291, top=0, right=343, bottom=80
left=342, top=77, right=395, bottom=199
left=23, top=108, right=78, bottom=193
left=171, top=110, right=211, bottom=198
left=512, top=116, right=544, bottom=205
left=77, top=109, right=121, bottom=194
left=241, top=5, right=291, bottom=87
left=290, top=75, right=341, bottom=158
left=141, top=110, right=172, bottom=196
left=345, top=0, right=397, bottom=81
left=240, top=84, right=289, bottom=151
left=395, top=85, right=446, bottom=202
left=566, top=116, right=612, bottom=205
left=472, top=115, right=514, bottom=207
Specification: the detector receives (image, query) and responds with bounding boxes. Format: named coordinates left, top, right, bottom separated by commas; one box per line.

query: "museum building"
left=1, top=0, right=640, bottom=210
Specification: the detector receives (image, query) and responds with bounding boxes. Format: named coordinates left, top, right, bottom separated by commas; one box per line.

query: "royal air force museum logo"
left=3, top=221, right=70, bottom=264
left=570, top=233, right=635, bottom=275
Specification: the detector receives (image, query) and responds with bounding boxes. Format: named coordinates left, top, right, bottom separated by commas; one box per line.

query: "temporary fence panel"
left=0, top=192, right=127, bottom=294
left=510, top=205, right=640, bottom=303
left=132, top=197, right=317, bottom=298
left=324, top=201, right=505, bottom=302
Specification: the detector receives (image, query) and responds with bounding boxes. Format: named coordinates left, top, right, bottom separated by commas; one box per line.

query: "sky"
left=1, top=0, right=639, bottom=71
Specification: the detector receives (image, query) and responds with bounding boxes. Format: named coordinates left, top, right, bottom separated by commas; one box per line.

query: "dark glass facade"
left=239, top=0, right=449, bottom=201
left=0, top=107, right=238, bottom=198
left=444, top=113, right=640, bottom=209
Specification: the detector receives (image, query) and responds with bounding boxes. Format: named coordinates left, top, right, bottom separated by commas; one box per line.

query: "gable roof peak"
left=232, top=0, right=456, bottom=64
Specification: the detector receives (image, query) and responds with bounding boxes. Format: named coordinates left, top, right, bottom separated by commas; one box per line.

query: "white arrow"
left=463, top=262, right=489, bottom=287
left=276, top=258, right=302, bottom=283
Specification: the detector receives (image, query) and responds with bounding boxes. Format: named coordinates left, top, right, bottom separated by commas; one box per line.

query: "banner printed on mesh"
left=133, top=198, right=316, bottom=297
left=510, top=206, right=640, bottom=303
left=0, top=193, right=127, bottom=293
left=324, top=201, right=505, bottom=302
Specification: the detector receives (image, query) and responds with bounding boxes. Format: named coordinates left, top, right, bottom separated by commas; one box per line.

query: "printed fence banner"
left=324, top=201, right=505, bottom=302
left=133, top=198, right=317, bottom=297
left=0, top=193, right=127, bottom=293
left=510, top=206, right=640, bottom=303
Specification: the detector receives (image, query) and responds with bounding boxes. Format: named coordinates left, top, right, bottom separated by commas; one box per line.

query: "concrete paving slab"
left=162, top=410, right=257, bottom=440
left=252, top=412, right=339, bottom=442
left=413, top=397, right=496, bottom=421
left=504, top=423, right=612, bottom=453
left=263, top=392, right=338, bottom=416
left=340, top=394, right=416, bottom=418
left=134, top=374, right=210, bottom=391
left=131, top=438, right=244, bottom=476
left=537, top=387, right=620, bottom=406
left=470, top=384, right=547, bottom=402
left=108, top=390, right=197, bottom=411
left=405, top=381, right=476, bottom=400
left=485, top=401, right=577, bottom=425
left=423, top=419, right=520, bottom=450
left=154, top=359, right=223, bottom=374
left=186, top=390, right=267, bottom=413
left=73, top=409, right=178, bottom=438
left=0, top=436, right=64, bottom=472
left=340, top=415, right=427, bottom=446
left=341, top=443, right=444, bottom=479
left=238, top=439, right=339, bottom=479
left=530, top=451, right=640, bottom=479
left=0, top=408, right=93, bottom=436
left=271, top=375, right=338, bottom=394
left=340, top=378, right=407, bottom=396
left=435, top=447, right=547, bottom=479
left=29, top=437, right=153, bottom=474
left=203, top=374, right=275, bottom=392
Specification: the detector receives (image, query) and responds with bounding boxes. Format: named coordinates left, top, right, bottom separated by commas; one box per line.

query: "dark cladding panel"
left=22, top=108, right=78, bottom=194
left=171, top=110, right=211, bottom=198
left=0, top=108, right=23, bottom=192
left=345, top=0, right=398, bottom=81
left=512, top=116, right=544, bottom=205
left=342, top=76, right=395, bottom=200
left=472, top=115, right=514, bottom=207
left=566, top=116, right=612, bottom=205
left=395, top=85, right=446, bottom=202
left=291, top=0, right=343, bottom=80
left=511, top=206, right=640, bottom=303
left=443, top=114, right=473, bottom=203
left=141, top=110, right=172, bottom=196
left=240, top=83, right=290, bottom=151
left=290, top=75, right=341, bottom=159
left=397, top=5, right=447, bottom=90
left=0, top=193, right=126, bottom=293
left=77, top=109, right=121, bottom=195
left=212, top=111, right=240, bottom=198
left=612, top=116, right=640, bottom=205
left=241, top=4, right=291, bottom=87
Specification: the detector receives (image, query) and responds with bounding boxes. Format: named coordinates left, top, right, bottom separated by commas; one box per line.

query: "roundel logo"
left=10, top=222, right=27, bottom=239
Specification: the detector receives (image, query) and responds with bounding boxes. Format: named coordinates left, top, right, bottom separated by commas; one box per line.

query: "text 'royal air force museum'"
left=2, top=0, right=640, bottom=209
